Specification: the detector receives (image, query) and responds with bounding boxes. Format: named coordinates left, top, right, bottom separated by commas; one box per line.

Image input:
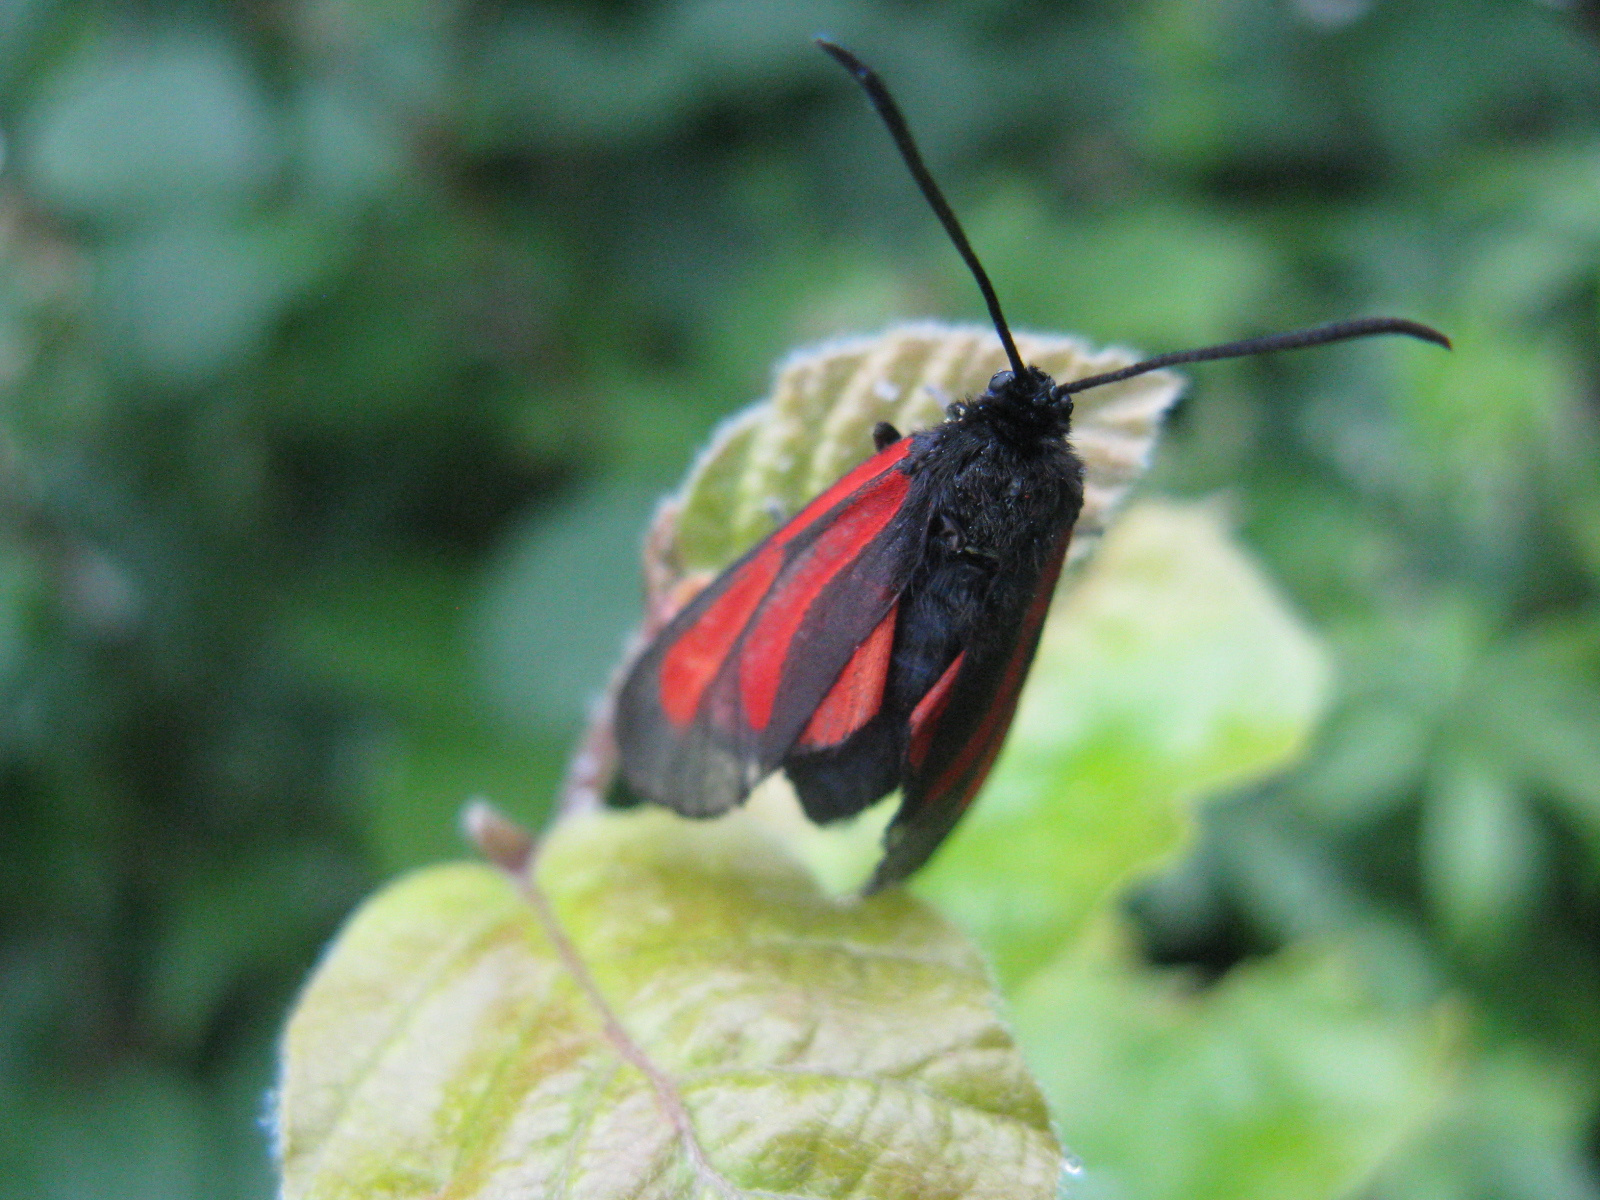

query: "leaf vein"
left=678, top=1066, right=1048, bottom=1131
left=554, top=1060, right=624, bottom=1200
left=609, top=933, right=988, bottom=977
left=509, top=860, right=746, bottom=1199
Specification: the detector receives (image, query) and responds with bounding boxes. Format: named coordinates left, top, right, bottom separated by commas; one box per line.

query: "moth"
left=612, top=40, right=1447, bottom=891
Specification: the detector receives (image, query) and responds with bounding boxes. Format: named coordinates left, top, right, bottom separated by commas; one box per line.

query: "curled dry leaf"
left=277, top=807, right=1063, bottom=1200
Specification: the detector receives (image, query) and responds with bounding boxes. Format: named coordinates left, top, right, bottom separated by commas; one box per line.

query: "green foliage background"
left=3, top=0, right=1600, bottom=1197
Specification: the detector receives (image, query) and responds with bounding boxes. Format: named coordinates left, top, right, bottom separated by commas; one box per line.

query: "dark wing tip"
left=860, top=813, right=943, bottom=895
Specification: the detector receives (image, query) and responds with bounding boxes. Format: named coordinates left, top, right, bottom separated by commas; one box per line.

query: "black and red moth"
left=613, top=40, right=1448, bottom=892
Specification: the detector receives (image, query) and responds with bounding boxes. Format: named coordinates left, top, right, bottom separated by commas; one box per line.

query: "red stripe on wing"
left=658, top=542, right=783, bottom=726
left=797, top=603, right=898, bottom=750
left=922, top=536, right=1069, bottom=809
left=772, top=439, right=912, bottom=549
left=906, top=651, right=964, bottom=771
left=651, top=437, right=913, bottom=731
left=738, top=466, right=911, bottom=731
left=865, top=527, right=1076, bottom=893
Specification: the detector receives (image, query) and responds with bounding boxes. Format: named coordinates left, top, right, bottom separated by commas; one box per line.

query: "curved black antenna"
left=818, top=38, right=1027, bottom=379
left=1054, top=317, right=1451, bottom=397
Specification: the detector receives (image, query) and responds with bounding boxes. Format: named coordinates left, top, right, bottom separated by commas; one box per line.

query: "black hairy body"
left=785, top=369, right=1083, bottom=832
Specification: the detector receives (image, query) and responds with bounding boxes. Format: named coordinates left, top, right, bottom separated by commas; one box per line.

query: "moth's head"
left=953, top=364, right=1069, bottom=443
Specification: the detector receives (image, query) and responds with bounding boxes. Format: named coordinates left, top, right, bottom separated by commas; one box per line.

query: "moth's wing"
left=778, top=601, right=906, bottom=825
left=790, top=602, right=900, bottom=754
left=864, top=525, right=1075, bottom=892
left=615, top=439, right=924, bottom=816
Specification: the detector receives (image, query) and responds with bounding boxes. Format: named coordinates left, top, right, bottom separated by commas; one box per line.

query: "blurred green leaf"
left=1479, top=660, right=1600, bottom=869
left=1421, top=754, right=1546, bottom=956
left=968, top=192, right=1280, bottom=353
left=291, top=80, right=409, bottom=207
left=27, top=1068, right=216, bottom=1200
left=475, top=480, right=657, bottom=731
left=283, top=563, right=565, bottom=873
left=1395, top=314, right=1579, bottom=547
left=1292, top=701, right=1429, bottom=828
left=0, top=548, right=38, bottom=688
left=97, top=220, right=313, bottom=383
left=20, top=32, right=274, bottom=222
left=277, top=807, right=1062, bottom=1200
left=1208, top=803, right=1364, bottom=946
left=1012, top=931, right=1453, bottom=1200
left=1370, top=1049, right=1600, bottom=1200
left=144, top=846, right=364, bottom=1051
left=361, top=716, right=567, bottom=874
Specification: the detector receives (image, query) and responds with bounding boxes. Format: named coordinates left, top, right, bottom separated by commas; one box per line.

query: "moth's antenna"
left=1054, top=317, right=1451, bottom=397
left=818, top=38, right=1027, bottom=379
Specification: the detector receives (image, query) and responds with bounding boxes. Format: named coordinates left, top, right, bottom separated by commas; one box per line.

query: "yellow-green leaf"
left=276, top=807, right=1062, bottom=1200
